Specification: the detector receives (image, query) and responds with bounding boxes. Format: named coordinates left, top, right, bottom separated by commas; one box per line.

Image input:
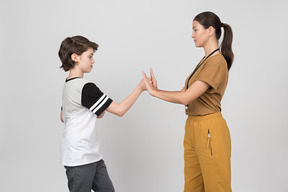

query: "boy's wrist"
left=138, top=83, right=146, bottom=92
left=136, top=84, right=144, bottom=92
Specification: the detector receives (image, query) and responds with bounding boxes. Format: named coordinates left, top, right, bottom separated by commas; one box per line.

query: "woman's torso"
left=185, top=54, right=228, bottom=116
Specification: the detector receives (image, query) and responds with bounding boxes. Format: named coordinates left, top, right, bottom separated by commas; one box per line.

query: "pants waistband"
left=187, top=112, right=222, bottom=121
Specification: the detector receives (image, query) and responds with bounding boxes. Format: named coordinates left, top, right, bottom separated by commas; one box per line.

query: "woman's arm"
left=106, top=79, right=146, bottom=117
left=150, top=67, right=186, bottom=93
left=142, top=70, right=209, bottom=105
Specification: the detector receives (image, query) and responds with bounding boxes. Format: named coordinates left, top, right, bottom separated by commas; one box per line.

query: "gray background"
left=1, top=0, right=287, bottom=191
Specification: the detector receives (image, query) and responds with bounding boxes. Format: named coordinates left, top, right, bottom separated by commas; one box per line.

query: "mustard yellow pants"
left=184, top=112, right=231, bottom=192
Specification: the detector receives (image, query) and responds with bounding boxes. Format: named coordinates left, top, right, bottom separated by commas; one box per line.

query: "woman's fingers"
left=150, top=68, right=155, bottom=78
left=142, top=71, right=152, bottom=82
left=142, top=71, right=153, bottom=94
left=150, top=68, right=157, bottom=88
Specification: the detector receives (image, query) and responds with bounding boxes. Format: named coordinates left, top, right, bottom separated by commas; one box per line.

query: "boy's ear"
left=71, top=53, right=79, bottom=62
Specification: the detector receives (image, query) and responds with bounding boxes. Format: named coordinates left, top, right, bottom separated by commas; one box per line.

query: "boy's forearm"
left=106, top=84, right=144, bottom=117
left=118, top=85, right=143, bottom=116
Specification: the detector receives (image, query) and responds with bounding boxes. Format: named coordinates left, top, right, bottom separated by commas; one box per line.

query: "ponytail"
left=194, top=12, right=234, bottom=70
left=221, top=23, right=234, bottom=70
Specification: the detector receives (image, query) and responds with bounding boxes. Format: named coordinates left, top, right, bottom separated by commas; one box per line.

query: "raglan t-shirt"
left=61, top=77, right=112, bottom=166
left=185, top=54, right=228, bottom=116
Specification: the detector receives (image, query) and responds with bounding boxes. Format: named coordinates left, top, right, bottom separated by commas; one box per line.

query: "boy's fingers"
left=142, top=71, right=147, bottom=79
left=142, top=72, right=149, bottom=83
left=143, top=71, right=151, bottom=80
left=142, top=71, right=153, bottom=87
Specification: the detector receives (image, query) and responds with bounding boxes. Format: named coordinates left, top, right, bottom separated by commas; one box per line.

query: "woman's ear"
left=208, top=26, right=215, bottom=37
left=71, top=53, right=79, bottom=63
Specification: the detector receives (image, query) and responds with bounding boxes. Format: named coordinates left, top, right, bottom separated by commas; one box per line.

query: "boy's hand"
left=97, top=111, right=105, bottom=119
left=142, top=71, right=156, bottom=96
left=139, top=78, right=147, bottom=91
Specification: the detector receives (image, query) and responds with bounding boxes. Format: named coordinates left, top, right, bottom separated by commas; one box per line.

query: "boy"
left=58, top=35, right=146, bottom=192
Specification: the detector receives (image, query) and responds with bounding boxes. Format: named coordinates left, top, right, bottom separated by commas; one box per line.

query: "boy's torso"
left=61, top=78, right=102, bottom=166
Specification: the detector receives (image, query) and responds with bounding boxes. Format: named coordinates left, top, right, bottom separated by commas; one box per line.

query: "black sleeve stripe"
left=90, top=94, right=108, bottom=113
left=95, top=98, right=113, bottom=116
left=81, top=82, right=113, bottom=116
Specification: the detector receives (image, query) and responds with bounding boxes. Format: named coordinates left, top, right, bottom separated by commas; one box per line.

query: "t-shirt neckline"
left=66, top=77, right=81, bottom=82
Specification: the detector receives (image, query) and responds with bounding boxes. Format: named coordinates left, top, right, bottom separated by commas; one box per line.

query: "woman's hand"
left=142, top=68, right=158, bottom=95
left=150, top=68, right=158, bottom=89
left=142, top=71, right=156, bottom=96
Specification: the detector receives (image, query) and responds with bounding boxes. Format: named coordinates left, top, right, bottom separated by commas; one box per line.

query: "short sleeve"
left=195, top=61, right=226, bottom=90
left=81, top=83, right=113, bottom=116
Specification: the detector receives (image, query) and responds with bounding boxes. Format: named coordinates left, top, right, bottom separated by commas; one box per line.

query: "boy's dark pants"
left=65, top=160, right=115, bottom=192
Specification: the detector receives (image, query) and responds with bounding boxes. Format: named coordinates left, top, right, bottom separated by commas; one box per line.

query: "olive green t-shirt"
left=185, top=54, right=228, bottom=116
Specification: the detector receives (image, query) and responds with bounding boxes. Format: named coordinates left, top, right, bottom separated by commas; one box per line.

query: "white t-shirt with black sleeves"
left=61, top=77, right=113, bottom=166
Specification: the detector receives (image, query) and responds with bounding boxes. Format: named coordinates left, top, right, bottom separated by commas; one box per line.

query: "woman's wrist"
left=150, top=88, right=158, bottom=97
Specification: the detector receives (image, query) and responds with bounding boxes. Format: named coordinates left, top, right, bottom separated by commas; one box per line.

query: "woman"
left=143, top=11, right=234, bottom=192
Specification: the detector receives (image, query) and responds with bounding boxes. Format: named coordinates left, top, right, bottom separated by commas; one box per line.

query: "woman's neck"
left=203, top=40, right=219, bottom=57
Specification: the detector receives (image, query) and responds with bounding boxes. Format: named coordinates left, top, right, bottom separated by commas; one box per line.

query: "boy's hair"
left=58, top=35, right=99, bottom=71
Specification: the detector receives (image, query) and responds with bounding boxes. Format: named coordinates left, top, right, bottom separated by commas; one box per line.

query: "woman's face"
left=191, top=20, right=210, bottom=48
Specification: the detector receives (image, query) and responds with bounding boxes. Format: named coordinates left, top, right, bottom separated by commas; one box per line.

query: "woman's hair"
left=194, top=11, right=234, bottom=70
left=58, top=35, right=99, bottom=71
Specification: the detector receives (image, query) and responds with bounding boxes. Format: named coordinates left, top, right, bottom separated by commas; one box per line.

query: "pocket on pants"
left=199, top=128, right=214, bottom=159
left=207, top=129, right=213, bottom=156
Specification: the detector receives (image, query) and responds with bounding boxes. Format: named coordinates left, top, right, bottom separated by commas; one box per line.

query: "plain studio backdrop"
left=0, top=0, right=287, bottom=191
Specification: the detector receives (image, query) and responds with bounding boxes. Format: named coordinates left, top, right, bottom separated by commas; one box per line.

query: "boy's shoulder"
left=63, top=78, right=93, bottom=94
left=65, top=78, right=92, bottom=87
left=64, top=78, right=103, bottom=96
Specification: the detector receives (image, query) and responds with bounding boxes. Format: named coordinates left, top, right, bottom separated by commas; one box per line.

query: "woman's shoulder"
left=208, top=53, right=226, bottom=62
left=204, top=54, right=227, bottom=69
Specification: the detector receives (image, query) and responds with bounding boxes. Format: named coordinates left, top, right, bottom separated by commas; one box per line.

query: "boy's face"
left=77, top=47, right=95, bottom=73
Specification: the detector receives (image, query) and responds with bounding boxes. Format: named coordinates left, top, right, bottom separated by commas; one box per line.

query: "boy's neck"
left=68, top=68, right=84, bottom=79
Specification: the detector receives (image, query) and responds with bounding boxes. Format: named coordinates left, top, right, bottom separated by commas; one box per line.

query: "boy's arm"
left=106, top=79, right=146, bottom=117
left=60, top=106, right=105, bottom=123
left=60, top=109, right=64, bottom=123
left=97, top=111, right=105, bottom=119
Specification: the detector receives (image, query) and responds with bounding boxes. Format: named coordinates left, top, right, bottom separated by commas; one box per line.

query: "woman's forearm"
left=151, top=81, right=209, bottom=105
left=151, top=89, right=188, bottom=105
